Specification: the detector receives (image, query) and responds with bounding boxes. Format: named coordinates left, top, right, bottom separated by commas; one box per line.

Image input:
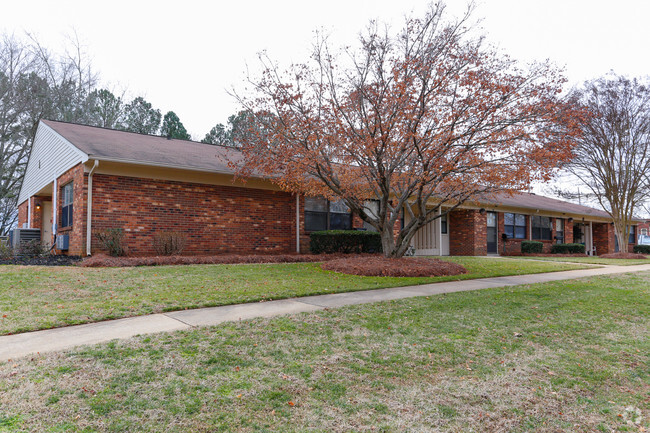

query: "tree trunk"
left=381, top=228, right=397, bottom=258
left=614, top=223, right=628, bottom=253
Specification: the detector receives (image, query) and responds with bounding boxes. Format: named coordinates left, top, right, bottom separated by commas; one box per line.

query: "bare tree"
left=566, top=74, right=650, bottom=250
left=0, top=32, right=98, bottom=235
left=0, top=35, right=35, bottom=234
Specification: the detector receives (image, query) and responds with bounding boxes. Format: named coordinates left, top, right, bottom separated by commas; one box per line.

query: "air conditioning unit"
left=10, top=228, right=41, bottom=249
left=56, top=234, right=69, bottom=251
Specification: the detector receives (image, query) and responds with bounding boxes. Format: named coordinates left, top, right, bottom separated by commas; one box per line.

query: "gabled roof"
left=41, top=119, right=242, bottom=174
left=482, top=191, right=611, bottom=219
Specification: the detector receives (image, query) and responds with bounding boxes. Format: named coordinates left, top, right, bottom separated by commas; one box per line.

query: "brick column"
left=593, top=223, right=615, bottom=255
left=449, top=209, right=486, bottom=256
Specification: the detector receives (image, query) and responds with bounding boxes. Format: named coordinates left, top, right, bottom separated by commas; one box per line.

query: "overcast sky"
left=2, top=0, right=649, bottom=140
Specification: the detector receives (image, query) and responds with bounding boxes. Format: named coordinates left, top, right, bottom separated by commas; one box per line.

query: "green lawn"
left=0, top=257, right=588, bottom=336
left=0, top=271, right=647, bottom=432
left=505, top=256, right=650, bottom=266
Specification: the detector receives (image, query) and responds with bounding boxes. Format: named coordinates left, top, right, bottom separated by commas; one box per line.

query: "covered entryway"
left=573, top=221, right=594, bottom=255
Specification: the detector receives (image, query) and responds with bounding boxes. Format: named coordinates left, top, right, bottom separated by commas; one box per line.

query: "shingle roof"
left=42, top=119, right=242, bottom=174
left=41, top=120, right=612, bottom=220
left=482, top=191, right=611, bottom=219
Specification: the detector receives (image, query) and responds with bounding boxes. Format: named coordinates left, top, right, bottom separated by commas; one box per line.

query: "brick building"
left=17, top=120, right=636, bottom=257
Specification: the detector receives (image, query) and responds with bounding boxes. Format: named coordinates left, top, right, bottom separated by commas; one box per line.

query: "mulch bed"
left=0, top=255, right=82, bottom=266
left=79, top=253, right=376, bottom=268
left=599, top=252, right=648, bottom=259
left=321, top=256, right=468, bottom=277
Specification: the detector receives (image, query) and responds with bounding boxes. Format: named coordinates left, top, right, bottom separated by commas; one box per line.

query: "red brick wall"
left=16, top=197, right=45, bottom=230
left=55, top=165, right=88, bottom=256
left=449, top=209, right=486, bottom=256
left=564, top=220, right=574, bottom=244
left=593, top=222, right=615, bottom=255
left=31, top=196, right=50, bottom=231
left=90, top=174, right=299, bottom=256
left=17, top=201, right=28, bottom=228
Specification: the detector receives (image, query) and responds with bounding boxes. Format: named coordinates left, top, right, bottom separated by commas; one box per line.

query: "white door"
left=440, top=213, right=449, bottom=255
left=42, top=201, right=53, bottom=248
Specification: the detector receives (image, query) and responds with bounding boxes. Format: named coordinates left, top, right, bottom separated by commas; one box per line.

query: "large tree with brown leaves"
left=234, top=4, right=584, bottom=257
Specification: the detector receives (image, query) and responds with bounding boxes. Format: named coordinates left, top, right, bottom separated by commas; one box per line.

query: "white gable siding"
left=17, top=122, right=88, bottom=205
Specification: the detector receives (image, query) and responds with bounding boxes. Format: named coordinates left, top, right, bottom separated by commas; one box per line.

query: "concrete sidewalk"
left=2, top=263, right=649, bottom=361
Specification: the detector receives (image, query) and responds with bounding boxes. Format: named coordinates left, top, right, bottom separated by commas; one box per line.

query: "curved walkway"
left=2, top=263, right=649, bottom=361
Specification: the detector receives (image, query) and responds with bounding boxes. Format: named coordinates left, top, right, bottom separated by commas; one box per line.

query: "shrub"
left=551, top=243, right=586, bottom=254
left=310, top=230, right=382, bottom=254
left=95, top=228, right=126, bottom=257
left=521, top=240, right=543, bottom=254
left=0, top=242, right=14, bottom=260
left=633, top=244, right=650, bottom=254
left=16, top=239, right=48, bottom=258
left=153, top=232, right=187, bottom=256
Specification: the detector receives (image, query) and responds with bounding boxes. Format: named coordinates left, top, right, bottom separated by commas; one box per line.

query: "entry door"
left=487, top=212, right=498, bottom=254
left=42, top=201, right=53, bottom=248
left=440, top=213, right=449, bottom=255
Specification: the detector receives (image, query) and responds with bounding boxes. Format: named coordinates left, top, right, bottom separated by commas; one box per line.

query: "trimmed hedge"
left=551, top=243, right=586, bottom=254
left=521, top=240, right=543, bottom=254
left=310, top=230, right=382, bottom=254
left=633, top=244, right=650, bottom=254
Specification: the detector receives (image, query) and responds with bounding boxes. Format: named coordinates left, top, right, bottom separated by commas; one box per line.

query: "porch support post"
left=52, top=178, right=57, bottom=235
left=589, top=221, right=593, bottom=256
left=438, top=207, right=442, bottom=256
left=86, top=160, right=99, bottom=256
left=27, top=198, right=31, bottom=228
left=296, top=194, right=300, bottom=254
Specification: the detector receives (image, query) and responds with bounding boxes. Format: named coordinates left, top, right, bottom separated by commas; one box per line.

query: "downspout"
left=438, top=207, right=442, bottom=256
left=86, top=160, right=99, bottom=256
left=296, top=194, right=300, bottom=253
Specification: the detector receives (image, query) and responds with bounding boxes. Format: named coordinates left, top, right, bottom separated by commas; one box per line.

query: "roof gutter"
left=87, top=156, right=237, bottom=177
left=86, top=160, right=99, bottom=256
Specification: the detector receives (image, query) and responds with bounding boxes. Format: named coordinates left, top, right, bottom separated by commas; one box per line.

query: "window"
left=329, top=200, right=352, bottom=230
left=61, top=182, right=73, bottom=228
left=304, top=197, right=351, bottom=231
left=641, top=228, right=648, bottom=236
left=555, top=218, right=564, bottom=243
left=440, top=213, right=448, bottom=234
left=363, top=200, right=379, bottom=231
left=531, top=216, right=552, bottom=241
left=504, top=213, right=526, bottom=239
left=629, top=225, right=636, bottom=244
